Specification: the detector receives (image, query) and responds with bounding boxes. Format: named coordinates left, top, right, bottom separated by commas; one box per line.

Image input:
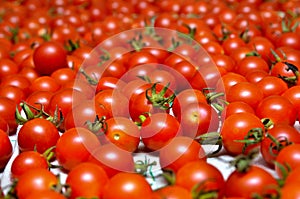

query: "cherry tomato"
left=0, top=129, right=12, bottom=171
left=275, top=144, right=300, bottom=177
left=24, top=190, right=66, bottom=199
left=261, top=123, right=300, bottom=166
left=15, top=169, right=58, bottom=199
left=175, top=160, right=225, bottom=199
left=102, top=117, right=140, bottom=152
left=88, top=143, right=135, bottom=178
left=33, top=41, right=68, bottom=75
left=66, top=162, right=109, bottom=199
left=152, top=185, right=192, bottom=199
left=17, top=118, right=60, bottom=154
left=255, top=76, right=288, bottom=97
left=55, top=127, right=101, bottom=171
left=159, top=136, right=206, bottom=172
left=140, top=113, right=182, bottom=151
left=102, top=172, right=153, bottom=199
left=224, top=165, right=277, bottom=198
left=220, top=112, right=264, bottom=155
left=256, top=95, right=297, bottom=125
left=10, top=150, right=49, bottom=179
left=179, top=102, right=220, bottom=138
left=221, top=101, right=255, bottom=120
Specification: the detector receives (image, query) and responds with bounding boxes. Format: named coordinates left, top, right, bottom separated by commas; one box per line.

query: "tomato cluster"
left=1, top=0, right=300, bottom=198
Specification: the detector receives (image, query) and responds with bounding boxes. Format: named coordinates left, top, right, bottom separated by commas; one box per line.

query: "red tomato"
left=172, top=88, right=207, bottom=118
left=10, top=151, right=49, bottom=179
left=220, top=112, right=264, bottom=155
left=0, top=129, right=12, bottom=171
left=94, top=89, right=129, bottom=118
left=255, top=76, right=288, bottom=97
left=55, top=127, right=101, bottom=171
left=25, top=90, right=54, bottom=113
left=140, top=113, right=182, bottom=151
left=256, top=95, right=297, bottom=125
left=24, top=190, right=66, bottom=199
left=29, top=76, right=61, bottom=93
left=221, top=101, right=255, bottom=120
left=17, top=118, right=60, bottom=154
left=235, top=56, right=269, bottom=76
left=33, top=41, right=68, bottom=75
left=152, top=185, right=192, bottom=199
left=0, top=117, right=9, bottom=134
left=102, top=117, right=140, bottom=152
left=15, top=169, right=58, bottom=199
left=175, top=160, right=225, bottom=199
left=179, top=102, right=220, bottom=138
left=261, top=123, right=300, bottom=166
left=224, top=166, right=277, bottom=198
left=280, top=182, right=300, bottom=199
left=102, top=172, right=153, bottom=199
left=88, top=143, right=135, bottom=177
left=159, top=136, right=206, bottom=172
left=66, top=162, right=109, bottom=199
left=226, top=82, right=264, bottom=109
left=0, top=97, right=19, bottom=134
left=275, top=144, right=300, bottom=177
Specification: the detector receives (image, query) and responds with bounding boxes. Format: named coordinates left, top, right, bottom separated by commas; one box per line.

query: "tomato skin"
left=281, top=85, right=300, bottom=118
left=15, top=169, right=58, bottom=199
left=0, top=117, right=9, bottom=134
left=17, top=118, right=60, bottom=154
left=260, top=123, right=300, bottom=166
left=220, top=112, right=264, bottom=156
left=224, top=166, right=277, bottom=198
left=159, top=136, right=206, bottom=172
left=102, top=117, right=140, bottom=152
left=88, top=143, right=135, bottom=178
left=103, top=172, right=152, bottom=199
left=235, top=56, right=269, bottom=76
left=221, top=101, right=255, bottom=120
left=255, top=95, right=297, bottom=125
left=275, top=144, right=300, bottom=177
left=11, top=151, right=48, bottom=179
left=33, top=41, right=68, bottom=75
left=0, top=129, right=12, bottom=171
left=0, top=96, right=18, bottom=134
left=152, top=185, right=192, bottom=199
left=175, top=160, right=225, bottom=199
left=179, top=102, right=220, bottom=138
left=140, top=113, right=182, bottom=151
left=66, top=162, right=109, bottom=199
left=280, top=182, right=300, bottom=199
left=55, top=127, right=101, bottom=171
left=227, top=82, right=264, bottom=109
left=255, top=76, right=288, bottom=97
left=24, top=190, right=66, bottom=199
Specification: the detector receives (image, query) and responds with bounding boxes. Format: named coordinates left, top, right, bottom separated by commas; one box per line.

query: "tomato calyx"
left=230, top=149, right=259, bottom=173
left=196, top=132, right=223, bottom=155
left=191, top=180, right=219, bottom=199
left=235, top=128, right=265, bottom=154
left=266, top=133, right=293, bottom=158
left=145, top=82, right=175, bottom=111
left=85, top=115, right=107, bottom=137
left=79, top=68, right=98, bottom=85
left=65, top=40, right=80, bottom=52
left=135, top=157, right=157, bottom=179
left=15, top=102, right=64, bottom=128
left=278, top=61, right=299, bottom=87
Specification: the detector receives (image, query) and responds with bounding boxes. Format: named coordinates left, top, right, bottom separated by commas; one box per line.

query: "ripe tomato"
left=281, top=85, right=300, bottom=117
left=220, top=112, right=264, bottom=155
left=235, top=56, right=269, bottom=76
left=10, top=150, right=49, bottom=179
left=33, top=41, right=68, bottom=75
left=15, top=169, right=58, bottom=199
left=25, top=90, right=54, bottom=113
left=152, top=185, right=192, bottom=199
left=24, top=190, right=66, bottom=199
left=102, top=117, right=140, bottom=152
left=140, top=113, right=182, bottom=151
left=0, top=96, right=18, bottom=134
left=17, top=118, right=60, bottom=154
left=175, top=160, right=225, bottom=199
left=0, top=117, right=9, bottom=134
left=226, top=82, right=264, bottom=109
left=94, top=89, right=129, bottom=118
left=159, top=136, right=206, bottom=172
left=55, top=127, right=101, bottom=171
left=255, top=76, right=288, bottom=97
left=66, top=162, right=109, bottom=199
left=102, top=172, right=153, bottom=199
left=224, top=165, right=277, bottom=198
left=261, top=123, right=300, bottom=166
left=280, top=182, right=300, bottom=199
left=29, top=76, right=61, bottom=93
left=179, top=102, right=220, bottom=138
left=275, top=144, right=300, bottom=177
left=0, top=129, right=12, bottom=171
left=172, top=88, right=207, bottom=118
left=88, top=143, right=135, bottom=177
left=256, top=95, right=297, bottom=125
left=221, top=101, right=255, bottom=120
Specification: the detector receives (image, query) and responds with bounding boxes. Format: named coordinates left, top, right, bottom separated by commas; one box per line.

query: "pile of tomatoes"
left=1, top=0, right=300, bottom=198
